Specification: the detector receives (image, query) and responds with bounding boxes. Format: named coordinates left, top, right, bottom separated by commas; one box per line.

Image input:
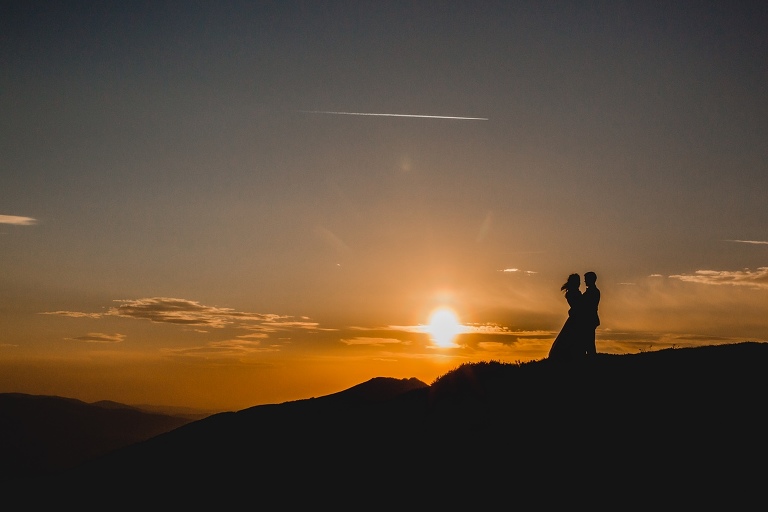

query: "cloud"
left=68, top=332, right=126, bottom=343
left=261, top=319, right=324, bottom=330
left=341, top=337, right=407, bottom=346
left=669, top=267, right=768, bottom=289
left=235, top=333, right=269, bottom=340
left=463, top=324, right=548, bottom=336
left=41, top=297, right=324, bottom=356
left=0, top=215, right=37, bottom=225
left=162, top=338, right=280, bottom=360
left=369, top=323, right=553, bottom=354
left=498, top=268, right=537, bottom=276
left=380, top=322, right=548, bottom=339
left=104, top=297, right=294, bottom=328
left=40, top=311, right=102, bottom=318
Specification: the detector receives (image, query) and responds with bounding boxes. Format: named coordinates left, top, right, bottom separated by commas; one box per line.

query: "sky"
left=1, top=0, right=767, bottom=412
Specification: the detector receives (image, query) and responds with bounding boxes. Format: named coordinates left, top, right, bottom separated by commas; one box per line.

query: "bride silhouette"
left=548, top=273, right=585, bottom=361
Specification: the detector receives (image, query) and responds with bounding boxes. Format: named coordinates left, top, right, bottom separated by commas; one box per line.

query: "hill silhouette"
left=0, top=393, right=207, bottom=482
left=3, top=342, right=766, bottom=506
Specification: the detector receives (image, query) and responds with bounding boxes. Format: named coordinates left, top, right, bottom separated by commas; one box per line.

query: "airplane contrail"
left=298, top=110, right=488, bottom=121
left=725, top=239, right=768, bottom=245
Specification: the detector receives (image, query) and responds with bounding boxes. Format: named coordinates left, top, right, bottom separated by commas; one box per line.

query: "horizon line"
left=297, top=110, right=489, bottom=121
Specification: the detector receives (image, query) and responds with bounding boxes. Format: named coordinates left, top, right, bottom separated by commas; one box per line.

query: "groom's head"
left=585, top=271, right=597, bottom=286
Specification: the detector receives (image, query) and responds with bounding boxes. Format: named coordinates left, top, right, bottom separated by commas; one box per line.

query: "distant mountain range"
left=2, top=342, right=766, bottom=506
left=0, top=393, right=210, bottom=482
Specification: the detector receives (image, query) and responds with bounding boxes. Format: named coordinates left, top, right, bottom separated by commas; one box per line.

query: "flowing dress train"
left=548, top=289, right=583, bottom=360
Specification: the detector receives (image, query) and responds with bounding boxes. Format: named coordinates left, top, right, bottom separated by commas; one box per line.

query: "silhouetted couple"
left=548, top=271, right=600, bottom=361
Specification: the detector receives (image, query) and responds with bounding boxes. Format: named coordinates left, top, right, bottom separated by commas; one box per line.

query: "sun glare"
left=427, top=308, right=464, bottom=348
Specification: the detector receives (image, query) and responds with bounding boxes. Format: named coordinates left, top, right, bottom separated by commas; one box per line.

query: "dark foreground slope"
left=5, top=342, right=767, bottom=506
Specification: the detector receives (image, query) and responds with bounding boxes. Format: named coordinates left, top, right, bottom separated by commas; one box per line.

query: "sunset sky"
left=2, top=1, right=767, bottom=412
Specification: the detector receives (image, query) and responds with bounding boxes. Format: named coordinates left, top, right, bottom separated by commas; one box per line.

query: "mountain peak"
left=332, top=376, right=429, bottom=402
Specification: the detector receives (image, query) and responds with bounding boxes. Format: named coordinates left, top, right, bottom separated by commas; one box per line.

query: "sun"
left=427, top=307, right=464, bottom=348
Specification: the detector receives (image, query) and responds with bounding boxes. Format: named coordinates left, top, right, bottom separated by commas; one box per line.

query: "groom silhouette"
left=582, top=271, right=600, bottom=355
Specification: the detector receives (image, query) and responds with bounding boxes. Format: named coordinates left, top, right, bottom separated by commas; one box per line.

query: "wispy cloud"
left=669, top=267, right=768, bottom=289
left=341, top=337, right=407, bottom=346
left=43, top=298, right=328, bottom=359
left=619, top=274, right=661, bottom=285
left=374, top=322, right=547, bottom=338
left=498, top=268, right=537, bottom=275
left=162, top=338, right=280, bottom=359
left=42, top=297, right=323, bottom=336
left=464, top=325, right=552, bottom=338
left=41, top=311, right=102, bottom=318
left=260, top=319, right=323, bottom=330
left=387, top=324, right=471, bottom=336
left=724, top=239, right=768, bottom=245
left=235, top=333, right=270, bottom=340
left=68, top=332, right=126, bottom=343
left=104, top=297, right=289, bottom=328
left=0, top=215, right=37, bottom=225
